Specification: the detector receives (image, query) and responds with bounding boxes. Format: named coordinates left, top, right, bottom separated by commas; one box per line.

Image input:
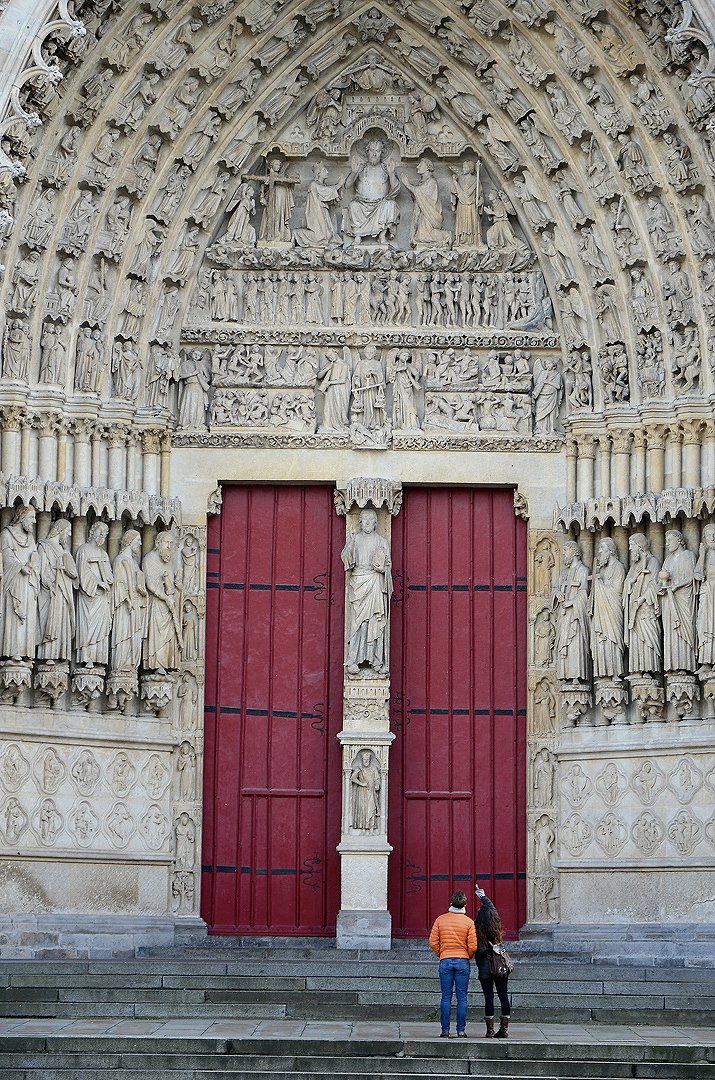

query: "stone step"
left=1, top=1038, right=714, bottom=1080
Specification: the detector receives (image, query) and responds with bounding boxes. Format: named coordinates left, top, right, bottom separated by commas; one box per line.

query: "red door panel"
left=389, top=488, right=527, bottom=939
left=202, top=485, right=344, bottom=935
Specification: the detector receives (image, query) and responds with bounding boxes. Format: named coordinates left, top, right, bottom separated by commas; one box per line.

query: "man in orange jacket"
left=429, top=890, right=477, bottom=1037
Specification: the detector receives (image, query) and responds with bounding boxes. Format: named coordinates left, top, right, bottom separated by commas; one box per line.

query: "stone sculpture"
left=143, top=532, right=181, bottom=673
left=553, top=541, right=590, bottom=685
left=342, top=508, right=392, bottom=675
left=342, top=140, right=400, bottom=245
left=623, top=533, right=662, bottom=676
left=400, top=158, right=451, bottom=249
left=293, top=161, right=342, bottom=249
left=75, top=521, right=114, bottom=666
left=0, top=507, right=40, bottom=661
left=660, top=530, right=697, bottom=674
left=350, top=750, right=381, bottom=830
left=696, top=525, right=715, bottom=675
left=110, top=529, right=146, bottom=677
left=37, top=518, right=77, bottom=662
left=590, top=538, right=625, bottom=679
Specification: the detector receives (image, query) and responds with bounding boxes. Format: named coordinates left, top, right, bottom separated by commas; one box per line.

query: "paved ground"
left=1, top=1017, right=714, bottom=1044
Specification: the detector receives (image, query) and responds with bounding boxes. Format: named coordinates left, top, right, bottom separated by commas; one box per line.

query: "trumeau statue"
left=660, top=530, right=697, bottom=674
left=590, top=538, right=625, bottom=679
left=76, top=521, right=114, bottom=666
left=342, top=508, right=392, bottom=675
left=553, top=541, right=590, bottom=684
left=0, top=507, right=40, bottom=661
left=143, top=532, right=182, bottom=673
left=37, top=518, right=77, bottom=662
left=623, top=533, right=662, bottom=676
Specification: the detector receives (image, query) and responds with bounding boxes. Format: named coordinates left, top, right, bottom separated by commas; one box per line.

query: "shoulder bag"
left=487, top=942, right=514, bottom=978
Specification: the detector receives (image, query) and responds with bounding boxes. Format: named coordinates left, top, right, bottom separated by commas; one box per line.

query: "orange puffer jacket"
left=429, top=911, right=477, bottom=960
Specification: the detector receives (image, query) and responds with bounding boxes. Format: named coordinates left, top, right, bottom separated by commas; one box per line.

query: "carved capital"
left=106, top=425, right=130, bottom=449
left=576, top=435, right=597, bottom=460
left=32, top=410, right=62, bottom=435
left=0, top=406, right=27, bottom=431
left=669, top=425, right=684, bottom=447
left=141, top=429, right=162, bottom=453
left=597, top=431, right=612, bottom=452
left=565, top=437, right=579, bottom=458
left=610, top=429, right=632, bottom=454
left=160, top=431, right=172, bottom=453
left=69, top=417, right=95, bottom=442
left=682, top=419, right=703, bottom=445
left=514, top=490, right=529, bottom=521
left=645, top=425, right=666, bottom=451
left=335, top=477, right=403, bottom=517
left=631, top=429, right=647, bottom=451
left=703, top=420, right=715, bottom=441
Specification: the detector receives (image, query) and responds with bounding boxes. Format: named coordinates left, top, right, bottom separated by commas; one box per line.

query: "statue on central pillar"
left=342, top=507, right=392, bottom=675
left=342, top=139, right=400, bottom=246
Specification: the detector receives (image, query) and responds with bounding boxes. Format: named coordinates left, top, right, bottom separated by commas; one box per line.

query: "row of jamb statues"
left=0, top=506, right=182, bottom=684
left=554, top=527, right=715, bottom=685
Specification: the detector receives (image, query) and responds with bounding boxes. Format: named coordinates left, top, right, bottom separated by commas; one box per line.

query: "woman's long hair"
left=475, top=902, right=503, bottom=948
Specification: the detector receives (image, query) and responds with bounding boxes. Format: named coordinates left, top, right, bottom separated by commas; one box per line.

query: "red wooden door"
left=202, top=485, right=344, bottom=935
left=388, top=487, right=527, bottom=939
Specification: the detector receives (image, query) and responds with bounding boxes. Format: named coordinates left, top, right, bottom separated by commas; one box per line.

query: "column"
left=334, top=478, right=401, bottom=951
left=598, top=433, right=612, bottom=498
left=72, top=419, right=93, bottom=488
left=0, top=407, right=25, bottom=477
left=646, top=426, right=666, bottom=564
left=611, top=430, right=631, bottom=498
left=107, top=427, right=128, bottom=491
left=160, top=432, right=171, bottom=498
left=632, top=429, right=646, bottom=495
left=576, top=435, right=596, bottom=504
left=19, top=415, right=32, bottom=477
left=566, top=437, right=578, bottom=504
left=56, top=421, right=68, bottom=484
left=141, top=430, right=161, bottom=497
left=682, top=420, right=702, bottom=489
left=670, top=425, right=683, bottom=489
left=37, top=412, right=59, bottom=483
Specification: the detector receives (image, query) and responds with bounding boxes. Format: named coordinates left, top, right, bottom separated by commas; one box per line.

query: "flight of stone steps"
left=1, top=943, right=715, bottom=1025
left=1, top=1034, right=714, bottom=1079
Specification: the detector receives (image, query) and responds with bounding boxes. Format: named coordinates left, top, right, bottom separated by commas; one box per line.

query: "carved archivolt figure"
left=623, top=533, right=662, bottom=675
left=143, top=532, right=182, bottom=673
left=0, top=506, right=40, bottom=661
left=37, top=518, right=77, bottom=662
left=553, top=541, right=590, bottom=683
left=696, top=524, right=715, bottom=673
left=659, top=530, right=697, bottom=674
left=342, top=508, right=392, bottom=675
left=76, top=521, right=114, bottom=666
left=222, top=182, right=256, bottom=247
left=111, top=529, right=146, bottom=675
left=342, top=140, right=400, bottom=245
left=350, top=750, right=381, bottom=830
left=293, top=161, right=342, bottom=249
left=590, top=537, right=625, bottom=679
left=450, top=160, right=482, bottom=247
left=400, top=158, right=451, bottom=249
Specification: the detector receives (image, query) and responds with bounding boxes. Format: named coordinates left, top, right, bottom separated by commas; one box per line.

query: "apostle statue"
left=342, top=507, right=392, bottom=675
left=533, top=358, right=563, bottom=434
left=143, top=532, right=182, bottom=673
left=0, top=506, right=39, bottom=661
left=696, top=523, right=715, bottom=675
left=400, top=158, right=452, bottom=249
left=623, top=532, right=662, bottom=675
left=342, top=139, right=400, bottom=246
left=37, top=518, right=77, bottom=662
left=450, top=160, right=482, bottom=247
left=350, top=750, right=381, bottom=830
left=76, top=520, right=114, bottom=666
left=293, top=161, right=342, bottom=249
left=553, top=540, right=590, bottom=684
left=111, top=529, right=147, bottom=676
left=659, top=529, right=697, bottom=673
left=590, top=537, right=625, bottom=678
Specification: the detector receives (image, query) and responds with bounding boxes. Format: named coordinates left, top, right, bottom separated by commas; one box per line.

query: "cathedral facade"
left=0, top=0, right=714, bottom=956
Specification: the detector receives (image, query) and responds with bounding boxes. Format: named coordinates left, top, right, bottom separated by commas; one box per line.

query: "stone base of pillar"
left=336, top=908, right=392, bottom=950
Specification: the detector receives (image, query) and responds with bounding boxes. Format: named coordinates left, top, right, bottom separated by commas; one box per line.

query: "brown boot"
left=484, top=1018, right=494, bottom=1038
left=495, top=1016, right=509, bottom=1039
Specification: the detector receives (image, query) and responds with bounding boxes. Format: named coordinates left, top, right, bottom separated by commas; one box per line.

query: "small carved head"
left=629, top=532, right=650, bottom=559
left=89, top=520, right=108, bottom=545
left=358, top=508, right=378, bottom=534
left=703, top=524, right=715, bottom=548
left=121, top=528, right=142, bottom=556
left=11, top=505, right=36, bottom=532
left=155, top=531, right=174, bottom=561
left=48, top=517, right=72, bottom=546
left=366, top=139, right=385, bottom=165
left=665, top=529, right=685, bottom=552
left=562, top=540, right=580, bottom=566
left=597, top=536, right=617, bottom=564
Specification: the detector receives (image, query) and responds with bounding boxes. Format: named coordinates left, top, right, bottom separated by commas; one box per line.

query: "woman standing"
left=474, top=886, right=511, bottom=1038
left=429, top=890, right=477, bottom=1038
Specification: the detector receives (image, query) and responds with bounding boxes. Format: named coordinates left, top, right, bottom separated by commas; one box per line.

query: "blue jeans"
left=439, top=957, right=470, bottom=1033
